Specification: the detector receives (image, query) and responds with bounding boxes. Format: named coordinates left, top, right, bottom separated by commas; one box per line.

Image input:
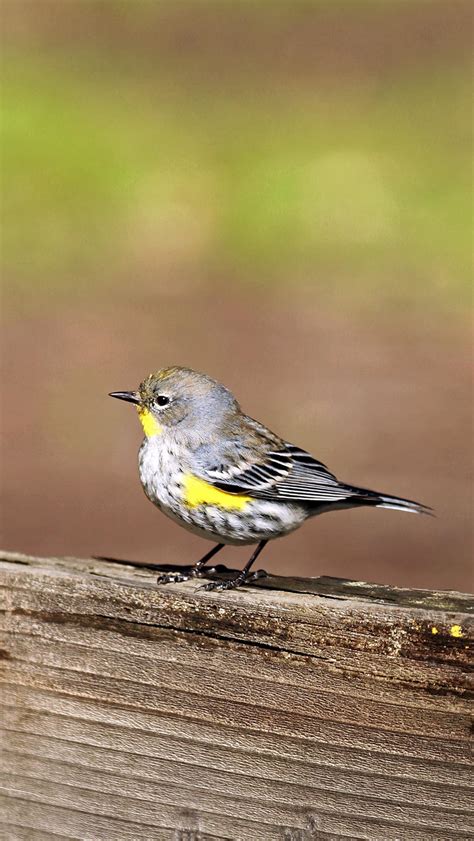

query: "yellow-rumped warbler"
left=110, top=366, right=430, bottom=591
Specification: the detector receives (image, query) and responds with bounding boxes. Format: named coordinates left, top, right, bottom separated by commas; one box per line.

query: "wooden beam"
left=0, top=551, right=472, bottom=840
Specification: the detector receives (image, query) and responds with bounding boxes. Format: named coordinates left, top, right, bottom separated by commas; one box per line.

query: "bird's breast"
left=138, top=437, right=183, bottom=510
left=138, top=438, right=252, bottom=512
left=137, top=437, right=308, bottom=543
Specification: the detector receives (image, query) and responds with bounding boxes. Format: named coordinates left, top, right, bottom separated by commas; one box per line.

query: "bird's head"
left=109, top=366, right=238, bottom=439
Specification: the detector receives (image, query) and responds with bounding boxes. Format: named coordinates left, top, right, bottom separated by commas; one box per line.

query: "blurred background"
left=1, top=1, right=472, bottom=591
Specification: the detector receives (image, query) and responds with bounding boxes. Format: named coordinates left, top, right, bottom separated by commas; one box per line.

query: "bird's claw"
left=156, top=571, right=190, bottom=585
left=156, top=565, right=217, bottom=585
left=198, top=568, right=267, bottom=592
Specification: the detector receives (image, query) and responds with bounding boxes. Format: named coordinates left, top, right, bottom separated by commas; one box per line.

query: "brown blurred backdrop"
left=1, top=1, right=472, bottom=591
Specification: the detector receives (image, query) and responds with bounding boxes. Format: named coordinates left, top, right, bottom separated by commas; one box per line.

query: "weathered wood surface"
left=0, top=550, right=472, bottom=841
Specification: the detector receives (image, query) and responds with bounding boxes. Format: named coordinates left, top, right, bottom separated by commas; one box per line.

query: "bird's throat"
left=137, top=407, right=162, bottom=437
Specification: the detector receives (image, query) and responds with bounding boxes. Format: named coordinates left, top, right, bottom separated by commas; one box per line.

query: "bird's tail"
left=343, top=485, right=433, bottom=516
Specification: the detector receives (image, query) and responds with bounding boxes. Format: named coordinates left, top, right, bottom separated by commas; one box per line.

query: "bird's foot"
left=199, top=568, right=267, bottom=592
left=156, top=565, right=220, bottom=585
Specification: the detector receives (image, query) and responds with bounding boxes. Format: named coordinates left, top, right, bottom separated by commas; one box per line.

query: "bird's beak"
left=109, top=391, right=141, bottom=405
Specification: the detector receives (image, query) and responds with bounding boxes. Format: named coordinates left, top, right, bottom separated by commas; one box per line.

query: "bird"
left=109, top=366, right=431, bottom=591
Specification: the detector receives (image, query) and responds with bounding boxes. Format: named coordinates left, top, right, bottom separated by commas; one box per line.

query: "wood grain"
left=0, top=551, right=472, bottom=840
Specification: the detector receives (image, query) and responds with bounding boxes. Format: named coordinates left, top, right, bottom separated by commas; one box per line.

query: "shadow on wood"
left=0, top=551, right=473, bottom=840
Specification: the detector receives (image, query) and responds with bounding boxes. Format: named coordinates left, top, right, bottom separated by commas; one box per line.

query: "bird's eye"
left=156, top=395, right=170, bottom=407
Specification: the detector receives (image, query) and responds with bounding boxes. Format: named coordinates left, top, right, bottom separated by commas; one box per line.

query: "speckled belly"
left=137, top=438, right=307, bottom=545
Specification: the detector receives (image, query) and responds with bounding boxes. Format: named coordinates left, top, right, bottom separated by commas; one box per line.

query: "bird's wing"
left=202, top=441, right=351, bottom=503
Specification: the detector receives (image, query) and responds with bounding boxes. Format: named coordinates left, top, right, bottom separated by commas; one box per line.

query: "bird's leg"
left=189, top=542, right=226, bottom=576
left=156, top=543, right=225, bottom=585
left=200, top=540, right=268, bottom=592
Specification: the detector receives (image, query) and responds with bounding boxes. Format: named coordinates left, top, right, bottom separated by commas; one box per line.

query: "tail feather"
left=343, top=485, right=433, bottom=516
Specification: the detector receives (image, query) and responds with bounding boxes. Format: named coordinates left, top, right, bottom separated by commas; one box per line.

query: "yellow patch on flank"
left=183, top=474, right=251, bottom=510
left=431, top=627, right=439, bottom=635
left=449, top=624, right=464, bottom=638
left=137, top=407, right=162, bottom=437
